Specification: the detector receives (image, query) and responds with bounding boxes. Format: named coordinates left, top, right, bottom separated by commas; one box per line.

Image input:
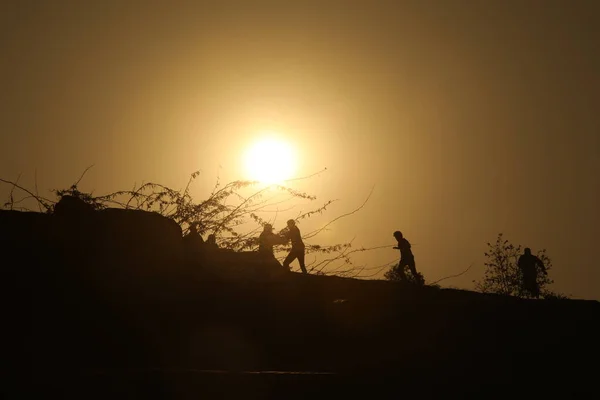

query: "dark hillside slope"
left=1, top=205, right=598, bottom=398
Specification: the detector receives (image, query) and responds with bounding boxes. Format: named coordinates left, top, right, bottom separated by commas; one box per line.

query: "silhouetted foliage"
left=1, top=167, right=378, bottom=277
left=384, top=264, right=425, bottom=285
left=475, top=233, right=566, bottom=299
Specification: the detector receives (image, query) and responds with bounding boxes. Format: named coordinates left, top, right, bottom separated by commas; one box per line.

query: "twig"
left=353, top=257, right=398, bottom=278
left=284, top=167, right=328, bottom=183
left=8, top=173, right=21, bottom=210
left=430, top=263, right=474, bottom=285
left=357, top=256, right=400, bottom=271
left=74, top=164, right=95, bottom=187
left=34, top=169, right=42, bottom=212
left=1, top=177, right=53, bottom=211
left=303, top=186, right=374, bottom=239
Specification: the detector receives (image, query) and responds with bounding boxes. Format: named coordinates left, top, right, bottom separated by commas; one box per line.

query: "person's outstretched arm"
left=279, top=230, right=290, bottom=244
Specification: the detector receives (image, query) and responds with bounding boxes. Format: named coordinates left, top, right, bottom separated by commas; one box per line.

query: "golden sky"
left=1, top=1, right=599, bottom=299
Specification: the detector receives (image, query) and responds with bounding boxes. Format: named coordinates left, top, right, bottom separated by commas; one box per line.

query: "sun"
left=243, top=137, right=297, bottom=184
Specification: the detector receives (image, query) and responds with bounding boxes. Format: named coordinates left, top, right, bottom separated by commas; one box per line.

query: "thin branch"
left=430, top=263, right=474, bottom=286
left=34, top=169, right=42, bottom=212
left=1, top=177, right=54, bottom=211
left=8, top=173, right=22, bottom=210
left=74, top=164, right=95, bottom=187
left=284, top=167, right=328, bottom=183
left=357, top=256, right=400, bottom=271
left=303, top=185, right=374, bottom=239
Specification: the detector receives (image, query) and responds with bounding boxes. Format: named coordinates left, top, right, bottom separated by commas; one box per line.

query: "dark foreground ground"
left=12, top=368, right=596, bottom=399
left=1, top=207, right=599, bottom=398
left=3, top=270, right=599, bottom=399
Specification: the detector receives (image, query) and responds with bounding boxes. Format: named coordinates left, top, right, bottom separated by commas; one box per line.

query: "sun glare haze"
left=243, top=136, right=297, bottom=184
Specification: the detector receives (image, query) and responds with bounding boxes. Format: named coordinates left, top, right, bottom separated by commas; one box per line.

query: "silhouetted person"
left=282, top=219, right=307, bottom=274
left=393, top=230, right=423, bottom=284
left=184, top=223, right=204, bottom=244
left=518, top=247, right=547, bottom=298
left=258, top=223, right=285, bottom=270
left=258, top=224, right=280, bottom=257
left=205, top=233, right=218, bottom=251
left=183, top=223, right=204, bottom=262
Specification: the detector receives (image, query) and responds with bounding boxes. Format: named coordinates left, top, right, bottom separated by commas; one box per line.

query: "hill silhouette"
left=2, top=197, right=599, bottom=398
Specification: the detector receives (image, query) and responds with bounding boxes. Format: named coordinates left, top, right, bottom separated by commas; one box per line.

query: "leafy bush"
left=384, top=264, right=425, bottom=285
left=475, top=233, right=566, bottom=299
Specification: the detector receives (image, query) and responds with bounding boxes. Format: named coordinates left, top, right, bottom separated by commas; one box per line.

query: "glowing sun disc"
left=243, top=138, right=297, bottom=184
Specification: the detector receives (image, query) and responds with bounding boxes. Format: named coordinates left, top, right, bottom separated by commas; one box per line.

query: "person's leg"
left=523, top=273, right=537, bottom=298
left=407, top=260, right=423, bottom=284
left=297, top=248, right=307, bottom=274
left=532, top=273, right=541, bottom=298
left=283, top=250, right=299, bottom=271
left=396, top=261, right=408, bottom=281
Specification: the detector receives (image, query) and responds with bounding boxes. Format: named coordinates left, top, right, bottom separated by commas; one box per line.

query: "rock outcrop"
left=1, top=195, right=183, bottom=260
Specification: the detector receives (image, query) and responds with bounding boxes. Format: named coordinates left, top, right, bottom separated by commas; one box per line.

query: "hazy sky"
left=1, top=1, right=599, bottom=300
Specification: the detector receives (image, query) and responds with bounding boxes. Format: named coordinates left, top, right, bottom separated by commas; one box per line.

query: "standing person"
left=282, top=219, right=307, bottom=274
left=183, top=223, right=204, bottom=245
left=258, top=224, right=278, bottom=257
left=183, top=223, right=204, bottom=261
left=393, top=230, right=423, bottom=284
left=205, top=233, right=219, bottom=251
left=518, top=247, right=547, bottom=298
left=258, top=223, right=285, bottom=269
